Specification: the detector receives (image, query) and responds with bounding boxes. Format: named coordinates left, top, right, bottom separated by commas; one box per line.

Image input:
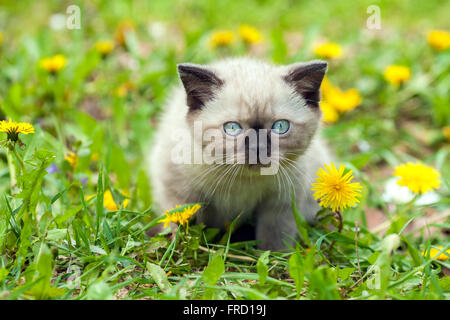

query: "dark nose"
left=244, top=128, right=271, bottom=165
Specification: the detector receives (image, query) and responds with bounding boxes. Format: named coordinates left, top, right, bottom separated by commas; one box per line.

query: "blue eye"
left=271, top=120, right=290, bottom=134
left=223, top=122, right=243, bottom=136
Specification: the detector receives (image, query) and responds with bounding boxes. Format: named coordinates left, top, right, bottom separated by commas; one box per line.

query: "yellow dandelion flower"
left=104, top=189, right=130, bottom=211
left=323, top=87, right=362, bottom=112
left=64, top=152, right=78, bottom=168
left=159, top=213, right=173, bottom=229
left=238, top=24, right=262, bottom=45
left=422, top=246, right=450, bottom=261
left=0, top=119, right=35, bottom=142
left=320, top=76, right=333, bottom=94
left=383, top=65, right=411, bottom=86
left=115, top=81, right=135, bottom=97
left=39, top=54, right=67, bottom=73
left=394, top=162, right=441, bottom=194
left=115, top=86, right=127, bottom=98
left=427, top=30, right=450, bottom=51
left=321, top=79, right=339, bottom=101
left=91, top=152, right=100, bottom=162
left=443, top=126, right=450, bottom=141
left=313, top=42, right=342, bottom=59
left=341, top=89, right=363, bottom=111
left=0, top=31, right=3, bottom=45
left=95, top=40, right=114, bottom=56
left=115, top=20, right=136, bottom=46
left=320, top=77, right=362, bottom=113
left=320, top=101, right=339, bottom=124
left=159, top=211, right=178, bottom=228
left=311, top=162, right=362, bottom=212
left=159, top=204, right=202, bottom=228
left=210, top=30, right=234, bottom=48
left=179, top=204, right=201, bottom=224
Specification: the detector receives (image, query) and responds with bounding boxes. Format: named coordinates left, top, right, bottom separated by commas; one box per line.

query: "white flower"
left=382, top=177, right=440, bottom=205
left=148, top=22, right=167, bottom=40
left=49, top=14, right=66, bottom=30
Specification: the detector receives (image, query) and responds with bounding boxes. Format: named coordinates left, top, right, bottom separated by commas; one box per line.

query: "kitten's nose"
left=244, top=129, right=271, bottom=165
left=256, top=131, right=271, bottom=161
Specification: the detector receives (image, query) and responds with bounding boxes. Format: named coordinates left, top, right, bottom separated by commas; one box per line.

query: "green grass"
left=0, top=0, right=449, bottom=300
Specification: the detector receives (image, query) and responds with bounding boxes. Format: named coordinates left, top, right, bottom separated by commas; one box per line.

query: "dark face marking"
left=249, top=121, right=264, bottom=131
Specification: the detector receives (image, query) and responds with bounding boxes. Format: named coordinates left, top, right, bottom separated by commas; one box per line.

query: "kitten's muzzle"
left=242, top=130, right=272, bottom=166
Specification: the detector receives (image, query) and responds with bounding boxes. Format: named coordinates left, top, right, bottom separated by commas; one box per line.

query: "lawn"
left=0, top=0, right=449, bottom=300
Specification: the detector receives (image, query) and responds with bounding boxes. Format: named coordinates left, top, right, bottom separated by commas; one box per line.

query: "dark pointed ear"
left=177, top=63, right=224, bottom=111
left=283, top=60, right=327, bottom=108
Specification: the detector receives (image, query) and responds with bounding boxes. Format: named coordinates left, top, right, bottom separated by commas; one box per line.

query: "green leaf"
left=30, top=243, right=53, bottom=299
left=54, top=204, right=83, bottom=225
left=50, top=186, right=71, bottom=204
left=367, top=251, right=380, bottom=264
left=371, top=234, right=401, bottom=294
left=438, top=276, right=450, bottom=291
left=202, top=254, right=225, bottom=299
left=402, top=236, right=423, bottom=266
left=203, top=255, right=225, bottom=286
left=38, top=211, right=53, bottom=237
left=102, top=219, right=114, bottom=245
left=288, top=251, right=305, bottom=299
left=291, top=188, right=311, bottom=246
left=146, top=262, right=171, bottom=294
left=339, top=267, right=355, bottom=281
left=256, top=251, right=270, bottom=286
left=309, top=266, right=341, bottom=300
left=86, top=280, right=113, bottom=300
left=15, top=213, right=32, bottom=268
left=0, top=198, right=8, bottom=252
left=95, top=166, right=104, bottom=236
left=16, top=150, right=54, bottom=212
left=14, top=149, right=55, bottom=267
left=46, top=229, right=68, bottom=241
left=0, top=268, right=8, bottom=282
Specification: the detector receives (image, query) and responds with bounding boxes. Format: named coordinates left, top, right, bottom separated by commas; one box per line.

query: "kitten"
left=148, top=57, right=331, bottom=250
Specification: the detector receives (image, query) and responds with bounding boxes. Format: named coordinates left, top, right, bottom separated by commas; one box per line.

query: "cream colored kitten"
left=148, top=57, right=331, bottom=250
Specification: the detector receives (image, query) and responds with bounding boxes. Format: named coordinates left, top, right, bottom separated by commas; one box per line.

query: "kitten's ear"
left=283, top=60, right=327, bottom=107
left=177, top=63, right=224, bottom=111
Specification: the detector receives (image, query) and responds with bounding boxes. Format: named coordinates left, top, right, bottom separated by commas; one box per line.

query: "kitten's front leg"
left=255, top=201, right=298, bottom=251
left=255, top=190, right=321, bottom=251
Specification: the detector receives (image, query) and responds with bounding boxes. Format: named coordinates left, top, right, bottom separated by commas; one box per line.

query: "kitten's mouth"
left=239, top=162, right=278, bottom=176
left=246, top=163, right=271, bottom=170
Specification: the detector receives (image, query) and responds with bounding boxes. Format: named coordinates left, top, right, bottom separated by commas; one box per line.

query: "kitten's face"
left=178, top=59, right=326, bottom=174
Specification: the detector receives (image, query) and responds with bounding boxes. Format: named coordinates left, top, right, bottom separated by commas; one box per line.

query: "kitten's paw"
left=145, top=224, right=164, bottom=238
left=257, top=241, right=287, bottom=252
left=145, top=222, right=179, bottom=241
